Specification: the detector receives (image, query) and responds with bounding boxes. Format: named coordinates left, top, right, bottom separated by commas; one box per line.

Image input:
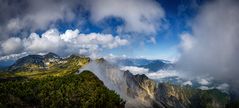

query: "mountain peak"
left=44, top=52, right=59, bottom=59
left=9, top=55, right=45, bottom=71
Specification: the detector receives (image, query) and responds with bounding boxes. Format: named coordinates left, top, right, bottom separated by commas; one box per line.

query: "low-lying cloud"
left=120, top=66, right=149, bottom=75
left=120, top=65, right=179, bottom=80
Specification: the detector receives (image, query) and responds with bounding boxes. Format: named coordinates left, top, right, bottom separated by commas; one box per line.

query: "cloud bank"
left=0, top=0, right=82, bottom=40
left=177, top=0, right=239, bottom=90
left=0, top=29, right=128, bottom=58
left=0, top=0, right=165, bottom=39
left=0, top=0, right=165, bottom=58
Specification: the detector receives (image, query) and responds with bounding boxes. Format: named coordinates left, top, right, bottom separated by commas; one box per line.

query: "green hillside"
left=0, top=54, right=91, bottom=79
left=0, top=70, right=125, bottom=108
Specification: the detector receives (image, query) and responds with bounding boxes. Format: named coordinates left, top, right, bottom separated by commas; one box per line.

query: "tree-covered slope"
left=0, top=53, right=91, bottom=79
left=0, top=70, right=125, bottom=108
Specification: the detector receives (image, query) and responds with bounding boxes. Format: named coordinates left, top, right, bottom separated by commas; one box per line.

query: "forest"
left=0, top=70, right=125, bottom=108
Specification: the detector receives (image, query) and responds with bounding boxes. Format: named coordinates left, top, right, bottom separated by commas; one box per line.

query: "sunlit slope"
left=0, top=53, right=91, bottom=79
left=0, top=70, right=125, bottom=107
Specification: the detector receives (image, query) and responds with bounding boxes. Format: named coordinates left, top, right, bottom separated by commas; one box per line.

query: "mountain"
left=8, top=52, right=61, bottom=72
left=139, top=60, right=174, bottom=72
left=109, top=58, right=173, bottom=72
left=80, top=59, right=232, bottom=108
left=124, top=70, right=229, bottom=108
left=0, top=53, right=124, bottom=107
left=0, top=54, right=237, bottom=108
left=112, top=58, right=153, bottom=66
left=0, top=60, right=15, bottom=68
left=1, top=53, right=91, bottom=79
left=0, top=70, right=124, bottom=107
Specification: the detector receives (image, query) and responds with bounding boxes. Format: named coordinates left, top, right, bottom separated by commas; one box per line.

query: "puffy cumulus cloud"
left=120, top=66, right=149, bottom=75
left=176, top=0, right=239, bottom=90
left=89, top=0, right=165, bottom=34
left=0, top=29, right=128, bottom=58
left=1, top=37, right=23, bottom=55
left=24, top=29, right=65, bottom=54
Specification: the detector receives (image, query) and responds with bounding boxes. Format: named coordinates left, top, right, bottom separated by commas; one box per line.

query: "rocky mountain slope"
left=0, top=53, right=237, bottom=108
left=124, top=70, right=229, bottom=108
left=81, top=58, right=231, bottom=108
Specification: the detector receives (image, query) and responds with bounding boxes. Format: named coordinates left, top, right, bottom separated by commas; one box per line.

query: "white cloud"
left=0, top=29, right=128, bottom=58
left=216, top=83, right=229, bottom=92
left=0, top=52, right=28, bottom=61
left=177, top=0, right=239, bottom=89
left=5, top=0, right=78, bottom=32
left=146, top=70, right=179, bottom=79
left=1, top=37, right=23, bottom=55
left=179, top=33, right=194, bottom=52
left=183, top=81, right=193, bottom=86
left=199, top=86, right=209, bottom=90
left=89, top=0, right=165, bottom=34
left=121, top=65, right=180, bottom=80
left=61, top=29, right=80, bottom=42
left=24, top=29, right=64, bottom=54
left=120, top=66, right=149, bottom=75
left=197, top=79, right=210, bottom=85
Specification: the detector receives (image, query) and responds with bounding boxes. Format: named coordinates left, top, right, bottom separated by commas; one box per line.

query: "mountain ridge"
left=0, top=53, right=237, bottom=108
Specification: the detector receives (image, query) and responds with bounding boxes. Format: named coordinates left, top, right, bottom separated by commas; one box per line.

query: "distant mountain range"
left=108, top=58, right=173, bottom=72
left=0, top=53, right=238, bottom=107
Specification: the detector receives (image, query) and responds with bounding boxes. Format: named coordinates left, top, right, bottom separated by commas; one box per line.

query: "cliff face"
left=81, top=60, right=229, bottom=108
left=123, top=70, right=229, bottom=108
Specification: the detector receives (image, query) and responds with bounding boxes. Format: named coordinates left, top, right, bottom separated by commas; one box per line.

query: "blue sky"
left=1, top=0, right=239, bottom=92
left=0, top=0, right=205, bottom=60
left=65, top=0, right=202, bottom=59
left=88, top=0, right=204, bottom=59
